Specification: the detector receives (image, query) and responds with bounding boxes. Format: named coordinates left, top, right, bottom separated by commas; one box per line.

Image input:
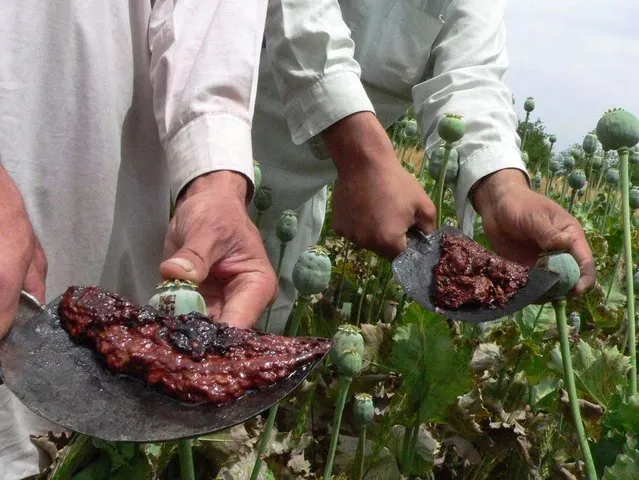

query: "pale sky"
left=504, top=0, right=639, bottom=152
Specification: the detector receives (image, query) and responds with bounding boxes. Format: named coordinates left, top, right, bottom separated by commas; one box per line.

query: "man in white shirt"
left=0, top=1, right=279, bottom=477
left=0, top=0, right=595, bottom=477
left=251, top=0, right=595, bottom=332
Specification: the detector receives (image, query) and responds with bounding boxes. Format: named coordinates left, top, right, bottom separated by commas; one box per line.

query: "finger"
left=527, top=213, right=573, bottom=253
left=565, top=225, right=596, bottom=296
left=217, top=272, right=277, bottom=329
left=413, top=195, right=437, bottom=235
left=0, top=261, right=29, bottom=339
left=160, top=219, right=229, bottom=284
left=22, top=239, right=48, bottom=303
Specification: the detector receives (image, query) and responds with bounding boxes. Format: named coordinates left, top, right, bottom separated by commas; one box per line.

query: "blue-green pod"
left=629, top=187, right=639, bottom=209
left=292, top=245, right=332, bottom=296
left=148, top=280, right=206, bottom=316
left=537, top=253, right=580, bottom=299
left=605, top=168, right=620, bottom=185
left=437, top=114, right=464, bottom=143
left=563, top=156, right=576, bottom=171
left=524, top=97, right=535, bottom=112
left=276, top=209, right=299, bottom=243
left=253, top=161, right=262, bottom=191
left=428, top=146, right=459, bottom=183
left=596, top=108, right=639, bottom=151
left=582, top=134, right=598, bottom=154
left=253, top=186, right=272, bottom=212
left=353, top=393, right=374, bottom=429
left=568, top=170, right=586, bottom=190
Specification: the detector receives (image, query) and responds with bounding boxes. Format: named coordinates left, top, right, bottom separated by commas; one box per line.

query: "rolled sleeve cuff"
left=166, top=114, right=254, bottom=204
left=455, top=145, right=530, bottom=236
left=284, top=71, right=375, bottom=145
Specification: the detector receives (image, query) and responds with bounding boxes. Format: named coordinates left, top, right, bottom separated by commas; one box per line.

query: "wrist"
left=0, top=166, right=26, bottom=208
left=472, top=168, right=529, bottom=216
left=178, top=170, right=249, bottom=206
left=321, top=111, right=395, bottom=178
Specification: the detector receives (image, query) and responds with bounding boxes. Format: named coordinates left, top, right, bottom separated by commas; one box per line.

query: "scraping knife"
left=391, top=225, right=559, bottom=323
left=0, top=291, right=328, bottom=442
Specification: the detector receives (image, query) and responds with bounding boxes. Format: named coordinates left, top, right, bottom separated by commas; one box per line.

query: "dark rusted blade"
left=0, top=292, right=328, bottom=442
left=392, top=226, right=559, bottom=323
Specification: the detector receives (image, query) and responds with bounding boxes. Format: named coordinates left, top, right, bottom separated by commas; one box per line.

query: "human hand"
left=473, top=169, right=595, bottom=296
left=0, top=168, right=47, bottom=339
left=159, top=171, right=277, bottom=329
left=322, top=112, right=436, bottom=258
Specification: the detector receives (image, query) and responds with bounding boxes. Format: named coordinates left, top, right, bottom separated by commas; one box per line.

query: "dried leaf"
left=470, top=343, right=502, bottom=374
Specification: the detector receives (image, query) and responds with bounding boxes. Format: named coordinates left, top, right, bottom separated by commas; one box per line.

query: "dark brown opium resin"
left=433, top=234, right=529, bottom=310
left=59, top=286, right=332, bottom=404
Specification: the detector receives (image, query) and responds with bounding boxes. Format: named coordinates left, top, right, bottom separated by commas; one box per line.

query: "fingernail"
left=164, top=258, right=194, bottom=272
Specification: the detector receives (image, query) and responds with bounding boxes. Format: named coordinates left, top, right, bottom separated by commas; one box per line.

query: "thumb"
left=160, top=237, right=213, bottom=285
left=528, top=213, right=573, bottom=253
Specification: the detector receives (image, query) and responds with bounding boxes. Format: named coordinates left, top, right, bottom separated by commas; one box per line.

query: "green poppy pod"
left=428, top=146, right=459, bottom=183
left=568, top=312, right=581, bottom=332
left=605, top=168, right=620, bottom=185
left=596, top=108, right=639, bottom=151
left=276, top=210, right=299, bottom=243
left=148, top=280, right=206, bottom=316
left=563, top=156, right=576, bottom=171
left=329, top=324, right=365, bottom=361
left=568, top=170, right=586, bottom=190
left=292, top=245, right=332, bottom=297
left=582, top=134, right=598, bottom=154
left=524, top=97, right=535, bottom=112
left=532, top=171, right=542, bottom=188
left=404, top=119, right=418, bottom=138
left=253, top=186, right=272, bottom=212
left=549, top=134, right=557, bottom=144
left=253, top=160, right=262, bottom=191
left=630, top=187, right=639, bottom=209
left=536, top=252, right=580, bottom=299
left=571, top=148, right=583, bottom=161
left=549, top=161, right=563, bottom=173
left=591, top=153, right=604, bottom=170
left=336, top=348, right=362, bottom=378
left=353, top=393, right=374, bottom=429
left=437, top=114, right=465, bottom=143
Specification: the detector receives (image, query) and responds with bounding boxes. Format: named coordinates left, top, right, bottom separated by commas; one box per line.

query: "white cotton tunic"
left=0, top=1, right=269, bottom=477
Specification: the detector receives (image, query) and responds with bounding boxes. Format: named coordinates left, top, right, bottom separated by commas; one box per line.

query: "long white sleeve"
left=263, top=0, right=374, bottom=146
left=149, top=0, right=268, bottom=202
left=412, top=0, right=528, bottom=233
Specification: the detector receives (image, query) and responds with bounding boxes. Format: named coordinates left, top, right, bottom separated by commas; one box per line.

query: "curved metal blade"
left=0, top=293, right=328, bottom=442
left=392, top=226, right=559, bottom=323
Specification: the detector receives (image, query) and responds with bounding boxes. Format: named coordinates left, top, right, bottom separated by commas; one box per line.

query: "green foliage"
left=391, top=303, right=471, bottom=424
left=603, top=435, right=639, bottom=479
left=549, top=340, right=631, bottom=409
left=604, top=393, right=639, bottom=435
